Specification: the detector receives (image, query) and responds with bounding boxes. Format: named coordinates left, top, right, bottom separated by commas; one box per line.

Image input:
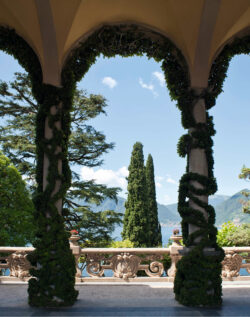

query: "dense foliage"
left=0, top=152, right=35, bottom=246
left=77, top=209, right=122, bottom=247
left=0, top=72, right=122, bottom=246
left=145, top=154, right=162, bottom=246
left=217, top=221, right=250, bottom=247
left=109, top=239, right=135, bottom=248
left=239, top=165, right=250, bottom=214
left=122, top=142, right=149, bottom=247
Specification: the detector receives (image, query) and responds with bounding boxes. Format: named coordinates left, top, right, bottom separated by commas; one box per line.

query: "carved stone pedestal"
left=69, top=233, right=82, bottom=279
left=167, top=235, right=183, bottom=278
left=222, top=250, right=242, bottom=280
left=7, top=251, right=31, bottom=280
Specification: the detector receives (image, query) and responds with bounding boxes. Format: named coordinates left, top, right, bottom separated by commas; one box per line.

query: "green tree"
left=0, top=152, right=35, bottom=246
left=239, top=165, right=250, bottom=213
left=217, top=221, right=250, bottom=247
left=0, top=72, right=121, bottom=245
left=145, top=154, right=162, bottom=246
left=74, top=209, right=122, bottom=247
left=122, top=142, right=149, bottom=247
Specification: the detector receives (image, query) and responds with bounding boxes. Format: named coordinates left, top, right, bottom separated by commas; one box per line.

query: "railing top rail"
left=80, top=248, right=170, bottom=254
left=0, top=247, right=35, bottom=253
left=223, top=247, right=250, bottom=252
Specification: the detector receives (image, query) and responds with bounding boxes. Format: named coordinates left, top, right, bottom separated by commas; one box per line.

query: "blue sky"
left=0, top=52, right=249, bottom=204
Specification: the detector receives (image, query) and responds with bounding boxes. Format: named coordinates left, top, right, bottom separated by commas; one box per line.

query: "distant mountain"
left=156, top=203, right=180, bottom=225
left=158, top=194, right=230, bottom=224
left=215, top=189, right=250, bottom=225
left=209, top=194, right=230, bottom=208
left=88, top=196, right=180, bottom=225
left=89, top=196, right=126, bottom=214
left=87, top=190, right=250, bottom=226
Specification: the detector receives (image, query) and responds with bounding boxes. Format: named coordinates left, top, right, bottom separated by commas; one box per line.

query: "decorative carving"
left=110, top=253, right=141, bottom=280
left=222, top=251, right=242, bottom=280
left=242, top=253, right=250, bottom=274
left=7, top=251, right=31, bottom=279
left=84, top=252, right=165, bottom=279
left=144, top=261, right=164, bottom=277
left=86, top=261, right=105, bottom=277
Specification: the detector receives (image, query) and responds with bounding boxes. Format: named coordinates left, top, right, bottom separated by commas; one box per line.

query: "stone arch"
left=62, top=21, right=191, bottom=76
left=0, top=26, right=42, bottom=94
left=62, top=23, right=224, bottom=307
left=207, top=30, right=250, bottom=107
left=62, top=23, right=190, bottom=101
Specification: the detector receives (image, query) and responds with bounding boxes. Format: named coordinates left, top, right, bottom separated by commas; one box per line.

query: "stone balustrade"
left=80, top=247, right=169, bottom=281
left=0, top=235, right=249, bottom=283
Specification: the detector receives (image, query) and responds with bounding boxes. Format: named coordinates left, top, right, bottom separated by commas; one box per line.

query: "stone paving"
left=0, top=282, right=250, bottom=316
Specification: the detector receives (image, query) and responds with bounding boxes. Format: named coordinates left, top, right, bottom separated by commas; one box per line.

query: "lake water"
left=112, top=225, right=177, bottom=246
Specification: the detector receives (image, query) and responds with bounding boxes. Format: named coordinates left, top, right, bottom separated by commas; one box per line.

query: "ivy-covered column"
left=174, top=89, right=224, bottom=306
left=188, top=90, right=209, bottom=242
left=0, top=26, right=77, bottom=307
left=27, top=85, right=78, bottom=307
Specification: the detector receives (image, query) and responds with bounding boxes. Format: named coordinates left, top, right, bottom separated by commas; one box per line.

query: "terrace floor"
left=0, top=281, right=250, bottom=316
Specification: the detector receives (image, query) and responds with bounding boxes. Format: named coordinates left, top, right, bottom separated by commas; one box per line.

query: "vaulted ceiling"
left=0, top=0, right=249, bottom=86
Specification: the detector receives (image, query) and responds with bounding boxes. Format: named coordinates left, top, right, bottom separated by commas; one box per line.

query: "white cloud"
left=81, top=166, right=128, bottom=190
left=166, top=177, right=177, bottom=185
left=117, top=166, right=129, bottom=178
left=102, top=76, right=117, bottom=89
left=160, top=194, right=171, bottom=205
left=139, top=78, right=158, bottom=97
left=153, top=71, right=165, bottom=87
left=156, top=176, right=164, bottom=182
left=139, top=78, right=154, bottom=91
left=156, top=182, right=162, bottom=188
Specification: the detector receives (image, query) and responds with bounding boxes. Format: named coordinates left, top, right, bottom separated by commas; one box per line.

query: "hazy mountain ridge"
left=87, top=190, right=250, bottom=226
left=215, top=189, right=250, bottom=225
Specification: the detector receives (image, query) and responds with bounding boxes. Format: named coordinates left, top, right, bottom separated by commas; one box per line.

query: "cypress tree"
left=145, top=154, right=162, bottom=246
left=122, top=142, right=149, bottom=247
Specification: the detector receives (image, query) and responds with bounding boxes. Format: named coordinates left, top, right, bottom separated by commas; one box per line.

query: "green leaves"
left=122, top=142, right=150, bottom=247
left=0, top=152, right=35, bottom=246
left=239, top=166, right=250, bottom=214
left=145, top=154, right=162, bottom=247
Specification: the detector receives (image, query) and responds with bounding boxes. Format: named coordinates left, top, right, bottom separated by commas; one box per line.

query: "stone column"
left=43, top=103, right=63, bottom=215
left=188, top=91, right=208, bottom=244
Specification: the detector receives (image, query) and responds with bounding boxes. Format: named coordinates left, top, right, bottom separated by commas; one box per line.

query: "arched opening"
left=211, top=53, right=250, bottom=225
left=3, top=23, right=249, bottom=308
left=62, top=24, right=222, bottom=306
left=77, top=53, right=185, bottom=244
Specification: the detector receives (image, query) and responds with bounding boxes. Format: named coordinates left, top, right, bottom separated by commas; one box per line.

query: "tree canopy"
left=0, top=72, right=122, bottom=245
left=122, top=142, right=150, bottom=247
left=0, top=151, right=35, bottom=246
left=239, top=165, right=250, bottom=214
left=145, top=154, right=162, bottom=246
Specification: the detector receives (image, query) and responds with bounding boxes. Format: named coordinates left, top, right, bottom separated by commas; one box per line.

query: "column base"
left=174, top=245, right=223, bottom=306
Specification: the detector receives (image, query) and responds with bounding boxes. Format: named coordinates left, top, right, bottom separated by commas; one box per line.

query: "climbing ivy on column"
left=175, top=89, right=224, bottom=306
left=174, top=35, right=250, bottom=306
left=0, top=27, right=78, bottom=307
left=28, top=84, right=78, bottom=307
